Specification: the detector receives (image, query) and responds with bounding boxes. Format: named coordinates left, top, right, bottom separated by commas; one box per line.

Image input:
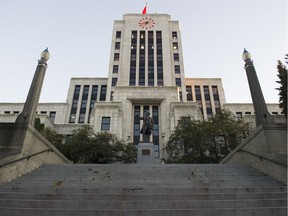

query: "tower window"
left=176, top=78, right=181, bottom=87
left=174, top=65, right=180, bottom=74
left=116, top=31, right=121, bottom=38
left=172, top=31, right=177, bottom=39
left=174, top=53, right=179, bottom=61
left=115, top=42, right=120, bottom=49
left=112, top=78, right=117, bottom=86
left=114, top=53, right=119, bottom=61
left=113, top=65, right=119, bottom=73
left=173, top=42, right=178, bottom=50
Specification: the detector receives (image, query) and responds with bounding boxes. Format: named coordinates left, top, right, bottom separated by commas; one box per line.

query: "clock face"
left=138, top=17, right=155, bottom=29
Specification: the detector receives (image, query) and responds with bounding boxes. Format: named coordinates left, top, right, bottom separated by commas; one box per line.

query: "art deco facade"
left=0, top=14, right=283, bottom=161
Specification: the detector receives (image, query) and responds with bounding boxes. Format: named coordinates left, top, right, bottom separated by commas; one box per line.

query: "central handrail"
left=0, top=149, right=53, bottom=169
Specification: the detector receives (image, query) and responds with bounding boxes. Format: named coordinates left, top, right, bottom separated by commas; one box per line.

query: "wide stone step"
left=0, top=207, right=286, bottom=216
left=1, top=185, right=286, bottom=194
left=0, top=198, right=286, bottom=209
left=0, top=191, right=286, bottom=201
left=0, top=163, right=286, bottom=216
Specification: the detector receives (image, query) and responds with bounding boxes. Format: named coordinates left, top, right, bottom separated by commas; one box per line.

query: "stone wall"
left=0, top=125, right=70, bottom=184
left=221, top=123, right=287, bottom=184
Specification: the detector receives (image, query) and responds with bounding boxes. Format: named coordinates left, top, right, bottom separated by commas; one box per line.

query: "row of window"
left=186, top=85, right=221, bottom=119
left=128, top=30, right=164, bottom=86
left=69, top=85, right=107, bottom=124
left=3, top=110, right=56, bottom=122
left=172, top=31, right=182, bottom=87
left=235, top=111, right=279, bottom=119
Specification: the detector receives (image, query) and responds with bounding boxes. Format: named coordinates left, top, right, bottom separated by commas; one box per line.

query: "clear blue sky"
left=0, top=0, right=287, bottom=103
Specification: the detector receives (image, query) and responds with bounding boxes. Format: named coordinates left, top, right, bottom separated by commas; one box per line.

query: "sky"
left=0, top=0, right=287, bottom=103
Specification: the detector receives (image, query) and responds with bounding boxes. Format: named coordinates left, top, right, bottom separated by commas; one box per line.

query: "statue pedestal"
left=137, top=143, right=154, bottom=164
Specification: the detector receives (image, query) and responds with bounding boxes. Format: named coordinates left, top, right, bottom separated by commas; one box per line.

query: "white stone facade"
left=0, top=13, right=283, bottom=161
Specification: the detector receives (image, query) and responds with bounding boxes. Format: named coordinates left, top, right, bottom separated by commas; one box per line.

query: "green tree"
left=276, top=58, right=287, bottom=118
left=164, top=109, right=252, bottom=164
left=52, top=126, right=136, bottom=164
left=34, top=118, right=44, bottom=132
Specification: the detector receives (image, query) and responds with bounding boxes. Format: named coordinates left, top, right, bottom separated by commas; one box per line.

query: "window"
left=100, top=85, right=107, bottom=101
left=112, top=78, right=117, bottom=86
left=174, top=65, right=180, bottom=73
left=174, top=53, right=179, bottom=61
left=40, top=111, right=47, bottom=114
left=195, top=86, right=201, bottom=100
left=172, top=31, right=177, bottom=39
left=114, top=53, right=119, bottom=61
left=88, top=85, right=98, bottom=123
left=115, top=42, right=120, bottom=49
left=101, top=117, right=110, bottom=131
left=110, top=91, right=114, bottom=101
left=69, top=85, right=81, bottom=123
left=49, top=111, right=56, bottom=122
left=78, top=85, right=89, bottom=123
left=186, top=86, right=192, bottom=101
left=116, top=31, right=121, bottom=38
left=69, top=114, right=76, bottom=123
left=4, top=111, right=10, bottom=114
left=212, top=86, right=219, bottom=100
left=113, top=65, right=119, bottom=73
left=236, top=112, right=243, bottom=119
left=245, top=112, right=251, bottom=115
left=130, top=31, right=137, bottom=86
left=272, top=112, right=278, bottom=115
left=173, top=42, right=178, bottom=50
left=78, top=113, right=85, bottom=123
left=203, top=86, right=210, bottom=100
left=156, top=31, right=163, bottom=86
left=176, top=78, right=181, bottom=87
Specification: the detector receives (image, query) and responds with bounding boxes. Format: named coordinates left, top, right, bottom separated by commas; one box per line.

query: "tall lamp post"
left=242, top=49, right=274, bottom=126
left=16, top=48, right=50, bottom=126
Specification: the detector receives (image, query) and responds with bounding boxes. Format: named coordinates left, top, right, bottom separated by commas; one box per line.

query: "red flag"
left=142, top=5, right=147, bottom=14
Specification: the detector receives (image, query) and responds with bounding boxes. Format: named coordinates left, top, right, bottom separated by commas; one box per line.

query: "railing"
left=0, top=149, right=53, bottom=169
left=237, top=149, right=287, bottom=167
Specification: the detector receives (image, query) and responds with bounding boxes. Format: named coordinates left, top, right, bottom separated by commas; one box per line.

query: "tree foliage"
left=276, top=57, right=287, bottom=118
left=164, top=109, right=252, bottom=164
left=34, top=121, right=136, bottom=164
left=56, top=126, right=136, bottom=164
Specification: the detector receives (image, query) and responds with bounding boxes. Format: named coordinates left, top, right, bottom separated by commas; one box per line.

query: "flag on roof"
left=142, top=4, right=147, bottom=14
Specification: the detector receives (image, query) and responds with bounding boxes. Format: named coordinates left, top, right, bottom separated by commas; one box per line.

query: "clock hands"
left=138, top=17, right=155, bottom=29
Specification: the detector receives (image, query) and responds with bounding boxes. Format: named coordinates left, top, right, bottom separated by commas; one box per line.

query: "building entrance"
left=133, top=105, right=159, bottom=158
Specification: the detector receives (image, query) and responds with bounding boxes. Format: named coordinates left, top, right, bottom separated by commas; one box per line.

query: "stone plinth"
left=137, top=143, right=154, bottom=164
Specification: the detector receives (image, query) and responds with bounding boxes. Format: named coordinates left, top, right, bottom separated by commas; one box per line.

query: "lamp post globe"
left=40, top=48, right=50, bottom=61
left=242, top=48, right=252, bottom=62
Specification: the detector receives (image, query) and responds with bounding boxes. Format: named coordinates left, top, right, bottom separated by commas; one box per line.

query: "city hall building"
left=0, top=13, right=282, bottom=161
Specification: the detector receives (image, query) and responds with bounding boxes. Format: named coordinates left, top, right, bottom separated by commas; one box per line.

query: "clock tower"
left=92, top=13, right=201, bottom=161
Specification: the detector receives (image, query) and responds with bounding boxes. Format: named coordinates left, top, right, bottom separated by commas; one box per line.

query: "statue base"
left=137, top=142, right=154, bottom=164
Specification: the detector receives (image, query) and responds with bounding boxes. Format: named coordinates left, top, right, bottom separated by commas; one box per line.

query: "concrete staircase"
left=0, top=164, right=286, bottom=216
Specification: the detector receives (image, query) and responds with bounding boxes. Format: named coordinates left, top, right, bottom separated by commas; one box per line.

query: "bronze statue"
left=137, top=111, right=154, bottom=143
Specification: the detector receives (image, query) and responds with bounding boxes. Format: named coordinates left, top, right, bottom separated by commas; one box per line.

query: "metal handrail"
left=0, top=149, right=53, bottom=169
left=237, top=149, right=287, bottom=167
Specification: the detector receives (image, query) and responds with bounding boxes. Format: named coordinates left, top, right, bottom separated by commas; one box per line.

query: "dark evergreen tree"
left=276, top=57, right=287, bottom=118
